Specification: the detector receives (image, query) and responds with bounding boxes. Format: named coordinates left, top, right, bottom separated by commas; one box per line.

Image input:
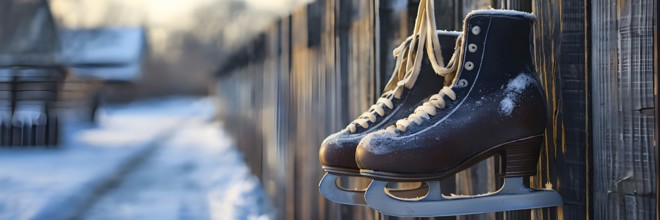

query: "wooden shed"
left=59, top=27, right=148, bottom=84
left=214, top=0, right=658, bottom=219
left=58, top=27, right=148, bottom=121
left=0, top=0, right=64, bottom=146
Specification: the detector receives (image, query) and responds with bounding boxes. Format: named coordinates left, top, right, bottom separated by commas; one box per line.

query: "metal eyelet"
left=468, top=44, right=478, bottom=52
left=471, top=26, right=481, bottom=35
left=464, top=61, right=474, bottom=71
left=458, top=79, right=469, bottom=88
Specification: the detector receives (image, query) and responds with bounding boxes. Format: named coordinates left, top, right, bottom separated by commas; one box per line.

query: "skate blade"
left=364, top=177, right=563, bottom=217
left=319, top=173, right=428, bottom=206
left=319, top=173, right=367, bottom=206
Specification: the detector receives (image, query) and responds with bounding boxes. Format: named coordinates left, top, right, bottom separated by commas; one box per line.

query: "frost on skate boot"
left=319, top=31, right=458, bottom=175
left=318, top=30, right=459, bottom=206
left=357, top=9, right=563, bottom=217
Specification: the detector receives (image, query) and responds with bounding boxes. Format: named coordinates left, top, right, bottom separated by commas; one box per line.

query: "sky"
left=50, top=0, right=311, bottom=29
left=48, top=0, right=314, bottom=97
left=50, top=0, right=313, bottom=51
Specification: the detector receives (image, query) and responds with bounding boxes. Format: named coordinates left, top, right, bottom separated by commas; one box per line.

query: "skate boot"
left=318, top=7, right=461, bottom=205
left=357, top=9, right=562, bottom=217
left=319, top=30, right=459, bottom=206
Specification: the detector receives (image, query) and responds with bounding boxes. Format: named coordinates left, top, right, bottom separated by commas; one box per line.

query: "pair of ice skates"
left=318, top=1, right=562, bottom=217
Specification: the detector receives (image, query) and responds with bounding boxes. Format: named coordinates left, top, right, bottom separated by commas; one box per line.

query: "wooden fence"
left=1, top=0, right=64, bottom=147
left=214, top=0, right=658, bottom=219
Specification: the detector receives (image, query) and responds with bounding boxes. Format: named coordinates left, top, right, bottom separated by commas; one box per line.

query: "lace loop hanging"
left=347, top=0, right=463, bottom=133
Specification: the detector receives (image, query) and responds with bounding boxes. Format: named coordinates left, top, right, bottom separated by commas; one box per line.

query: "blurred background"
left=1, top=0, right=310, bottom=219
left=50, top=0, right=313, bottom=101
left=1, top=0, right=657, bottom=220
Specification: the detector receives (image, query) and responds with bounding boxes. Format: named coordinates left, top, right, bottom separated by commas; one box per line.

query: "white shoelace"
left=390, top=0, right=469, bottom=132
left=394, top=86, right=456, bottom=132
left=346, top=0, right=462, bottom=133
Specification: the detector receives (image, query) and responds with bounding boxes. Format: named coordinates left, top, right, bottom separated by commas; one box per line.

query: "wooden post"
left=280, top=15, right=295, bottom=220
left=591, top=0, right=656, bottom=219
left=655, top=0, right=659, bottom=217
left=493, top=0, right=531, bottom=11
left=532, top=0, right=590, bottom=219
left=656, top=1, right=659, bottom=216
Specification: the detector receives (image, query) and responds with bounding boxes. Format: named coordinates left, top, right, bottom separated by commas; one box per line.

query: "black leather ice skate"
left=356, top=8, right=563, bottom=217
left=318, top=5, right=460, bottom=205
left=319, top=31, right=458, bottom=174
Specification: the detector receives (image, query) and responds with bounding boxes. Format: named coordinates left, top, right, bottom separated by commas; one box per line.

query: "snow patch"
left=499, top=98, right=514, bottom=114
left=79, top=98, right=272, bottom=219
left=467, top=9, right=536, bottom=19
left=499, top=73, right=533, bottom=116
left=209, top=175, right=271, bottom=220
left=0, top=97, right=272, bottom=220
left=359, top=129, right=399, bottom=155
left=436, top=30, right=462, bottom=36
left=323, top=132, right=341, bottom=146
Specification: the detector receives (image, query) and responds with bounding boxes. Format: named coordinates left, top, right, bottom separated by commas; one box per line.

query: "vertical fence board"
left=532, top=0, right=590, bottom=219
left=290, top=6, right=313, bottom=219
left=656, top=0, right=659, bottom=216
left=655, top=0, right=659, bottom=215
left=281, top=15, right=296, bottom=220
left=591, top=0, right=657, bottom=219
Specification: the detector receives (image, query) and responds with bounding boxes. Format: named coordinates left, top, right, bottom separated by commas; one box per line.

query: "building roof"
left=59, top=28, right=147, bottom=82
left=59, top=28, right=147, bottom=66
left=0, top=0, right=60, bottom=66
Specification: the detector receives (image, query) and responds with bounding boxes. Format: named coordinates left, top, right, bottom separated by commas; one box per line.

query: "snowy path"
left=0, top=97, right=271, bottom=220
left=80, top=101, right=271, bottom=220
left=0, top=98, right=200, bottom=220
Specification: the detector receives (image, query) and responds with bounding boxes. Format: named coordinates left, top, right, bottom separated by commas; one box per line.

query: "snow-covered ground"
left=0, top=97, right=271, bottom=220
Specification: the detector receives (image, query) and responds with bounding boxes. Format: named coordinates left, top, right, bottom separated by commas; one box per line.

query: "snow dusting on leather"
left=499, top=73, right=533, bottom=116
left=359, top=129, right=398, bottom=155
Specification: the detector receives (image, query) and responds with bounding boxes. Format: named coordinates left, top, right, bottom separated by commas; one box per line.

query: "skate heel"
left=500, top=136, right=543, bottom=177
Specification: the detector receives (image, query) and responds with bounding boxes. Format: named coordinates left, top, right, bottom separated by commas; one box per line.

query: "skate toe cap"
left=356, top=130, right=438, bottom=175
left=355, top=130, right=402, bottom=170
left=319, top=131, right=361, bottom=171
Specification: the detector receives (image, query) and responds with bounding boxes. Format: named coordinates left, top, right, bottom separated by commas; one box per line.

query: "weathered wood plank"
left=656, top=0, right=659, bottom=216
left=591, top=0, right=657, bottom=219
left=377, top=0, right=409, bottom=93
left=290, top=5, right=316, bottom=219
left=532, top=0, right=590, bottom=219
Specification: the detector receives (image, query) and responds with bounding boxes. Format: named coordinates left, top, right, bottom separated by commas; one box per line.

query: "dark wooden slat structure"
left=214, top=0, right=657, bottom=219
left=591, top=0, right=657, bottom=218
left=531, top=0, right=590, bottom=219
left=1, top=0, right=64, bottom=147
